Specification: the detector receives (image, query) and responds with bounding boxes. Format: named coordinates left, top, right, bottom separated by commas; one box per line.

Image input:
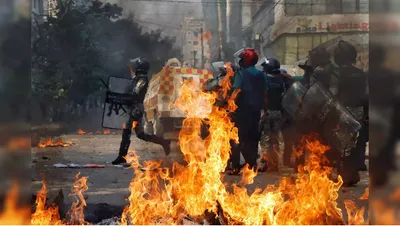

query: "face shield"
left=233, top=48, right=244, bottom=65
left=255, top=57, right=268, bottom=71
left=211, top=61, right=225, bottom=71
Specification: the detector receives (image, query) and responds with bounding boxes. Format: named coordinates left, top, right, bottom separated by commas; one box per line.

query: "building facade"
left=251, top=0, right=369, bottom=71
left=180, top=17, right=210, bottom=69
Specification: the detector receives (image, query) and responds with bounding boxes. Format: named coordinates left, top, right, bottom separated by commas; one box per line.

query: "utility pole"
left=200, top=27, right=205, bottom=68
left=217, top=0, right=225, bottom=61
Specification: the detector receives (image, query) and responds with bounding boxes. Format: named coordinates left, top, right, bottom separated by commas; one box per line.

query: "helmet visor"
left=233, top=48, right=244, bottom=65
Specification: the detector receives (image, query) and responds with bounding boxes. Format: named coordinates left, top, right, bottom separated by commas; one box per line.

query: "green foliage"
left=32, top=0, right=181, bottom=104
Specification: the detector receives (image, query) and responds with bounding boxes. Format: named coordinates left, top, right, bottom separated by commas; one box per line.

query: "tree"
left=31, top=0, right=181, bottom=122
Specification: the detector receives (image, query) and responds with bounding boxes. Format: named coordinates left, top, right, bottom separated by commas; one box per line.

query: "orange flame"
left=37, top=137, right=73, bottom=148
left=344, top=200, right=366, bottom=225
left=7, top=137, right=31, bottom=150
left=359, top=187, right=369, bottom=200
left=103, top=129, right=111, bottom=135
left=118, top=76, right=365, bottom=225
left=31, top=182, right=63, bottom=225
left=0, top=182, right=30, bottom=225
left=77, top=129, right=86, bottom=135
left=67, top=173, right=89, bottom=225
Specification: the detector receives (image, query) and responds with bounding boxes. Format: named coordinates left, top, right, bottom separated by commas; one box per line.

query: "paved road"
left=31, top=134, right=369, bottom=223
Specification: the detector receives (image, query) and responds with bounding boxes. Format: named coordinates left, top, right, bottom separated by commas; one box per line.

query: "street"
left=31, top=133, right=369, bottom=223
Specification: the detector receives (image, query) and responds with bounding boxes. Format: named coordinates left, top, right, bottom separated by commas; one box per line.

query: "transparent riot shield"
left=302, top=82, right=362, bottom=154
left=101, top=76, right=134, bottom=130
left=281, top=81, right=307, bottom=119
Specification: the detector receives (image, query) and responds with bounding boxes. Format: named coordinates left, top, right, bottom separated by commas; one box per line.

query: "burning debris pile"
left=31, top=173, right=89, bottom=225
left=37, top=137, right=73, bottom=148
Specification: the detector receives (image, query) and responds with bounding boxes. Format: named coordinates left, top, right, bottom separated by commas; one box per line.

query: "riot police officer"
left=330, top=41, right=368, bottom=185
left=112, top=57, right=171, bottom=165
left=257, top=57, right=285, bottom=172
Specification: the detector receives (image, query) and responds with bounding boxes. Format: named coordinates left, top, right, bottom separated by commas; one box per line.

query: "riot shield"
left=301, top=82, right=362, bottom=154
left=101, top=76, right=134, bottom=130
left=281, top=81, right=307, bottom=119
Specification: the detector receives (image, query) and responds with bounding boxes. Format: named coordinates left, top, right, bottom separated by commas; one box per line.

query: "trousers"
left=231, top=108, right=261, bottom=170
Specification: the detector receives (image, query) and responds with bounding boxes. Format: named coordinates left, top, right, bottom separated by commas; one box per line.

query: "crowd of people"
left=204, top=41, right=369, bottom=187
left=111, top=41, right=371, bottom=187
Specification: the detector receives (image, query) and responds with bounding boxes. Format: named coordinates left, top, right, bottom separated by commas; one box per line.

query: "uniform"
left=112, top=58, right=171, bottom=165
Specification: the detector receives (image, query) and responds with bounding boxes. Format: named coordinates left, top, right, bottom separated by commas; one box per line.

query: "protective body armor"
left=266, top=74, right=285, bottom=111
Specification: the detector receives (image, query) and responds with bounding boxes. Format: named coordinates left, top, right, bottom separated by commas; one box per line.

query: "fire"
left=31, top=182, right=62, bottom=225
left=0, top=182, right=30, bottom=224
left=359, top=187, right=369, bottom=200
left=77, top=129, right=86, bottom=135
left=119, top=73, right=367, bottom=225
left=37, top=137, right=73, bottom=148
left=31, top=173, right=89, bottom=225
left=6, top=137, right=30, bottom=150
left=344, top=200, right=366, bottom=225
left=67, top=173, right=89, bottom=225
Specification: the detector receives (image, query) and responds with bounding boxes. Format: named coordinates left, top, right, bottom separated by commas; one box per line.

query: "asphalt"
left=30, top=133, right=371, bottom=224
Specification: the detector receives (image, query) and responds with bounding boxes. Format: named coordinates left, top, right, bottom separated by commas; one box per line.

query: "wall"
left=271, top=32, right=369, bottom=70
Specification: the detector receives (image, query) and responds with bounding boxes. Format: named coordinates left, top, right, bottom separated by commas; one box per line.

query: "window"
left=326, top=0, right=342, bottom=14
left=342, top=0, right=357, bottom=13
left=312, top=0, right=326, bottom=14
left=359, top=0, right=368, bottom=13
left=193, top=41, right=199, bottom=46
left=33, top=0, right=37, bottom=9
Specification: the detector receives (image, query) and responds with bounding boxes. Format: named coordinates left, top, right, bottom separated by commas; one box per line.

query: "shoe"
left=112, top=156, right=127, bottom=165
left=162, top=140, right=171, bottom=156
left=228, top=169, right=241, bottom=176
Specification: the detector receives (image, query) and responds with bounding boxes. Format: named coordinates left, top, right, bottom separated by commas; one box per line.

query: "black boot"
left=112, top=140, right=130, bottom=165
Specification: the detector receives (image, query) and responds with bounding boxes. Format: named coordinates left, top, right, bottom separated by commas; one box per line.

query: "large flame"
left=119, top=63, right=366, bottom=225
left=0, top=182, right=30, bottom=224
left=31, top=182, right=62, bottom=225
left=67, top=173, right=89, bottom=225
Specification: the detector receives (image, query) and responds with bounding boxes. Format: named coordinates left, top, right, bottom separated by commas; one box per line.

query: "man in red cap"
left=229, top=48, right=269, bottom=175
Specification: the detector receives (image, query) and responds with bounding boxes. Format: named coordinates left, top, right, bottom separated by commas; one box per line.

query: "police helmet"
left=260, top=57, right=280, bottom=73
left=333, top=40, right=358, bottom=66
left=130, top=57, right=150, bottom=73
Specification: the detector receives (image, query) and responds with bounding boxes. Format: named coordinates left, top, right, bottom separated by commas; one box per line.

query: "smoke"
left=102, top=0, right=203, bottom=48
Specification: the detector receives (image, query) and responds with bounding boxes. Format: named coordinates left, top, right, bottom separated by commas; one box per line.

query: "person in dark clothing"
left=112, top=57, right=171, bottom=165
left=329, top=41, right=368, bottom=186
left=257, top=57, right=285, bottom=172
left=368, top=43, right=399, bottom=187
left=279, top=67, right=305, bottom=169
left=229, top=48, right=269, bottom=175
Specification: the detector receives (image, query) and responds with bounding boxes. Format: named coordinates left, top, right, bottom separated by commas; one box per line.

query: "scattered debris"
left=53, top=164, right=105, bottom=168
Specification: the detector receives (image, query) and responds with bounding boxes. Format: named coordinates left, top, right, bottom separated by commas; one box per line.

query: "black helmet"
left=130, top=57, right=150, bottom=73
left=333, top=41, right=357, bottom=66
left=309, top=46, right=330, bottom=67
left=257, top=57, right=280, bottom=73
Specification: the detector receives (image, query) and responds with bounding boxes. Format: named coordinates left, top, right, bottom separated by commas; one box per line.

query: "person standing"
left=112, top=57, right=171, bottom=165
left=229, top=48, right=269, bottom=175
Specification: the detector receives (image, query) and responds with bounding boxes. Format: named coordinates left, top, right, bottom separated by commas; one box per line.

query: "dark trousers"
left=118, top=114, right=166, bottom=157
left=231, top=108, right=261, bottom=170
left=350, top=122, right=369, bottom=168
